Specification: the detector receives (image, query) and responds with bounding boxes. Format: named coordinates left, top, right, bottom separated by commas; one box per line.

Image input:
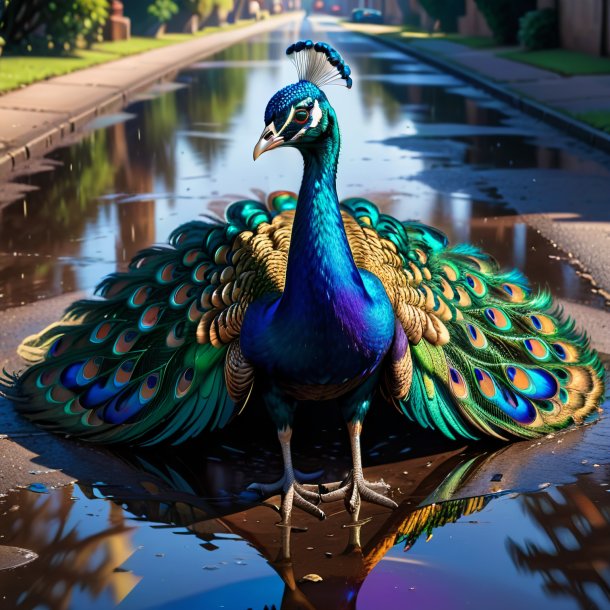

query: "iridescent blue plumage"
left=245, top=86, right=395, bottom=394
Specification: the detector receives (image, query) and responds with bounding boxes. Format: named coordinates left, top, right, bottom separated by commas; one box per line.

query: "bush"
left=147, top=0, right=179, bottom=23
left=419, top=0, right=465, bottom=33
left=47, top=0, right=109, bottom=50
left=518, top=8, right=558, bottom=50
left=475, top=0, right=536, bottom=44
left=185, top=0, right=235, bottom=24
left=0, top=0, right=108, bottom=53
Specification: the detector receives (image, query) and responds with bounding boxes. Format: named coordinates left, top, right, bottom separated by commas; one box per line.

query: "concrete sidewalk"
left=344, top=24, right=610, bottom=154
left=0, top=13, right=302, bottom=180
left=408, top=38, right=610, bottom=115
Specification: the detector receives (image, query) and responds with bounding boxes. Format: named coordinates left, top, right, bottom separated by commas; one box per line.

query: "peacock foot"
left=247, top=471, right=326, bottom=523
left=320, top=469, right=398, bottom=513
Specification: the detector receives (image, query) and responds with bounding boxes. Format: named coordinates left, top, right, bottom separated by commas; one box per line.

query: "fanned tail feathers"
left=341, top=198, right=605, bottom=441
left=2, top=192, right=604, bottom=445
left=0, top=195, right=298, bottom=445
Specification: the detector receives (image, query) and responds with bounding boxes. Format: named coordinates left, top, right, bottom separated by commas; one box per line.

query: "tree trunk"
left=601, top=0, right=608, bottom=56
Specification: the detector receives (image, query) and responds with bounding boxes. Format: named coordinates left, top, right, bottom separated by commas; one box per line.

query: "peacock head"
left=253, top=40, right=352, bottom=160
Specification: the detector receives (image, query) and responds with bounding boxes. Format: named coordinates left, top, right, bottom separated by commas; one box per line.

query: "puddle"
left=0, top=410, right=608, bottom=609
left=360, top=471, right=610, bottom=610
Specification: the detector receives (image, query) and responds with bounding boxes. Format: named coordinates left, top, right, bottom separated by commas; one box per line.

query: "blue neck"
left=279, top=120, right=365, bottom=316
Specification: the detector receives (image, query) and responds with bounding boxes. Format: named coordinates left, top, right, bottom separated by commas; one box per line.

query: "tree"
left=418, top=0, right=465, bottom=32
left=0, top=0, right=108, bottom=52
left=475, top=0, right=536, bottom=44
left=147, top=0, right=180, bottom=23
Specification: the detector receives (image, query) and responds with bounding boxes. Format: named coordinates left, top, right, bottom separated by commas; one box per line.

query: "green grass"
left=440, top=34, right=496, bottom=48
left=575, top=110, right=610, bottom=134
left=392, top=27, right=496, bottom=49
left=499, top=48, right=610, bottom=76
left=0, top=20, right=256, bottom=93
left=343, top=22, right=496, bottom=49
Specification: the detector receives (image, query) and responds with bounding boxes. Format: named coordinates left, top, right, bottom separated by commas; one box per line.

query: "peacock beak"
left=253, top=122, right=284, bottom=160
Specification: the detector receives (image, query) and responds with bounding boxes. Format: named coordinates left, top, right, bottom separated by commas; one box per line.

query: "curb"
left=0, top=13, right=302, bottom=181
left=358, top=33, right=610, bottom=155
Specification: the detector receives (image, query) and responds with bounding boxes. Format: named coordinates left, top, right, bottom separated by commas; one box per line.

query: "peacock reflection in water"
left=1, top=440, right=609, bottom=610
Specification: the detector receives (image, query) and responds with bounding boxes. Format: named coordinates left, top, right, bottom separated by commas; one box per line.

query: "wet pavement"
left=0, top=16, right=609, bottom=610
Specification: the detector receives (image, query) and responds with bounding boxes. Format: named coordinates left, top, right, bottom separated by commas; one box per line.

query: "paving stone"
left=551, top=98, right=610, bottom=113
left=515, top=78, right=610, bottom=103
left=25, top=128, right=61, bottom=159
left=52, top=62, right=162, bottom=89
left=0, top=108, right=68, bottom=147
left=0, top=81, right=118, bottom=114
left=0, top=154, right=13, bottom=180
left=454, top=54, right=560, bottom=83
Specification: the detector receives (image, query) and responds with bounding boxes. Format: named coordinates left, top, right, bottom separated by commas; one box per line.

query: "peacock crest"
left=286, top=39, right=353, bottom=89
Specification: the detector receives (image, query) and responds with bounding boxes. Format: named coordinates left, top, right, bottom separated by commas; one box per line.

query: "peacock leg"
left=320, top=420, right=398, bottom=513
left=248, top=426, right=325, bottom=523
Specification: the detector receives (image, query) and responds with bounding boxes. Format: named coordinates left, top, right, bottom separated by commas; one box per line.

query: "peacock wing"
left=3, top=193, right=297, bottom=445
left=341, top=197, right=605, bottom=441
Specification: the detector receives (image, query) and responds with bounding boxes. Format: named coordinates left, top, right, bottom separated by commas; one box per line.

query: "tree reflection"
left=183, top=43, right=257, bottom=167
left=87, top=445, right=496, bottom=610
left=508, top=473, right=610, bottom=610
left=0, top=485, right=139, bottom=610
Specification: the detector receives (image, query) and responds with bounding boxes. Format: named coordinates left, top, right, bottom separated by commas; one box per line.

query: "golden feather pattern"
left=383, top=344, right=413, bottom=402
left=196, top=208, right=453, bottom=356
left=194, top=196, right=602, bottom=441
left=224, top=339, right=255, bottom=407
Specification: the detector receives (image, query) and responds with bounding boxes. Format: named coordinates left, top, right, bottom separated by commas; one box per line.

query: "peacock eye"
left=294, top=109, right=310, bottom=124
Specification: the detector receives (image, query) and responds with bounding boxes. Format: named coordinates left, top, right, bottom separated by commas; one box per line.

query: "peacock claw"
left=247, top=473, right=325, bottom=522
left=320, top=469, right=398, bottom=513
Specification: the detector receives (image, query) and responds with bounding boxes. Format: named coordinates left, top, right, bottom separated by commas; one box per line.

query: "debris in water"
left=0, top=546, right=38, bottom=571
left=299, top=574, right=323, bottom=583
left=26, top=483, right=49, bottom=494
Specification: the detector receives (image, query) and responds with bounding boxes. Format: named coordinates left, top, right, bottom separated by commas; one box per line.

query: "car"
left=351, top=8, right=383, bottom=23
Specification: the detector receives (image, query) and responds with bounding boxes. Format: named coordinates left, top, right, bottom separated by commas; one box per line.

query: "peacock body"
left=2, top=40, right=604, bottom=519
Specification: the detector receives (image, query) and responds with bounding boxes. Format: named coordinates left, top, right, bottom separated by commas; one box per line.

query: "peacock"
left=2, top=40, right=605, bottom=523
